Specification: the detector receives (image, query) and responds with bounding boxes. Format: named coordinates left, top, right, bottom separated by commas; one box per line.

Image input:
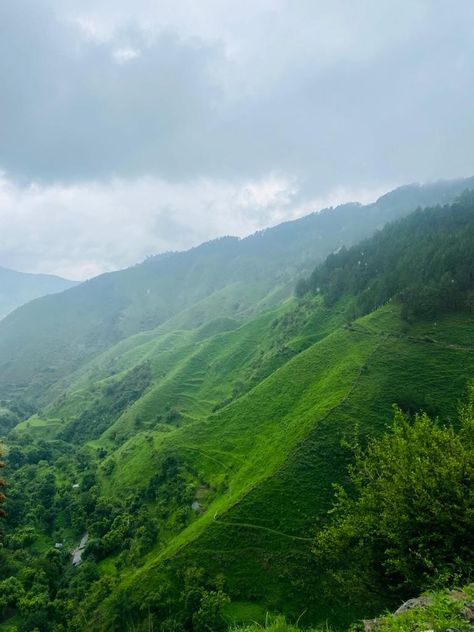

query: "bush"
left=314, top=386, right=474, bottom=602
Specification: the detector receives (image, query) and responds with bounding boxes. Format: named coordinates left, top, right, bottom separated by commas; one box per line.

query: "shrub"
left=314, top=386, right=474, bottom=601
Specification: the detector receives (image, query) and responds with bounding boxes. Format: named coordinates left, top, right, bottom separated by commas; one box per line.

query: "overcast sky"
left=1, top=0, right=474, bottom=279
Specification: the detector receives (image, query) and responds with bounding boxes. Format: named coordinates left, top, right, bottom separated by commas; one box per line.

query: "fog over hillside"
left=0, top=266, right=77, bottom=319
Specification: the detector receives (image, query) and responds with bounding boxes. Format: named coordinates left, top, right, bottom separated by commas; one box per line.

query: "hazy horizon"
left=2, top=181, right=389, bottom=280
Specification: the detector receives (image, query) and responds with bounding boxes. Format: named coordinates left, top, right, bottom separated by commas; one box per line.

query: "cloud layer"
left=1, top=0, right=474, bottom=276
left=0, top=173, right=387, bottom=279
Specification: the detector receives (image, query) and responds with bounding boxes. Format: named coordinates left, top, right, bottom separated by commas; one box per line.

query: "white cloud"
left=113, top=47, right=141, bottom=63
left=2, top=0, right=474, bottom=187
left=0, top=173, right=387, bottom=279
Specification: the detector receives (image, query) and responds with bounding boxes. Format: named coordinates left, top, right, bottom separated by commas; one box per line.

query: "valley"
left=0, top=184, right=473, bottom=632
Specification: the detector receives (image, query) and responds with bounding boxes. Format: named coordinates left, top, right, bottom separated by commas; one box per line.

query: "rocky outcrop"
left=362, top=590, right=474, bottom=631
left=393, top=596, right=433, bottom=615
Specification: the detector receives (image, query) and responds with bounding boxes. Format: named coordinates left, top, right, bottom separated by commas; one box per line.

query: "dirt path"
left=213, top=517, right=313, bottom=542
left=347, top=323, right=474, bottom=352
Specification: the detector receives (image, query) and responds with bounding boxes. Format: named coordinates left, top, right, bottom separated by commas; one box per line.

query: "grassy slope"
left=230, top=585, right=474, bottom=632
left=89, top=306, right=474, bottom=631
left=7, top=294, right=474, bottom=632
left=16, top=296, right=343, bottom=444
left=13, top=298, right=473, bottom=630
left=2, top=177, right=473, bottom=407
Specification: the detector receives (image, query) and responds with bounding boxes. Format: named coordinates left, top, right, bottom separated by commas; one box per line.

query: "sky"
left=1, top=0, right=474, bottom=279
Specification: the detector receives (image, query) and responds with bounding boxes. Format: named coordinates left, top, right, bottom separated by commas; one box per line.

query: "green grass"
left=224, top=601, right=268, bottom=624
left=230, top=614, right=331, bottom=631
left=7, top=298, right=474, bottom=632
left=228, top=586, right=474, bottom=631
left=91, top=305, right=474, bottom=630
left=370, top=585, right=474, bottom=631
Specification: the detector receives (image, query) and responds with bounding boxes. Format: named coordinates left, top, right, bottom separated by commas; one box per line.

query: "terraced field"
left=35, top=302, right=470, bottom=630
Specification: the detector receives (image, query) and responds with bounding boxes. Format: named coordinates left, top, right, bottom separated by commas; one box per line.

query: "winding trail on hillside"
left=214, top=335, right=386, bottom=516
left=347, top=323, right=474, bottom=352
left=208, top=327, right=474, bottom=542
left=180, top=445, right=238, bottom=469
left=212, top=518, right=313, bottom=542
left=172, top=336, right=387, bottom=549
left=154, top=326, right=472, bottom=564
left=147, top=325, right=469, bottom=579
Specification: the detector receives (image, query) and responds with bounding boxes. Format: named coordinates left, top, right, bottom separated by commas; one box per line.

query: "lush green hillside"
left=0, top=178, right=472, bottom=409
left=0, top=189, right=473, bottom=632
left=0, top=266, right=77, bottom=320
left=100, top=307, right=472, bottom=629
left=230, top=585, right=474, bottom=632
left=3, top=302, right=471, bottom=631
left=297, top=190, right=474, bottom=320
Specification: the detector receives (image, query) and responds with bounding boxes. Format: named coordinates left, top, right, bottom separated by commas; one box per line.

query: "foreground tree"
left=314, top=386, right=474, bottom=603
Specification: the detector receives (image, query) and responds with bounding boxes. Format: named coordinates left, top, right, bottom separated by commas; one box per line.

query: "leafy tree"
left=192, top=589, right=230, bottom=632
left=314, top=386, right=474, bottom=603
left=0, top=576, right=24, bottom=617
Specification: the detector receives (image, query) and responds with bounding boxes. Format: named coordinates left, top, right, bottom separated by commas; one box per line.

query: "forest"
left=297, top=190, right=474, bottom=321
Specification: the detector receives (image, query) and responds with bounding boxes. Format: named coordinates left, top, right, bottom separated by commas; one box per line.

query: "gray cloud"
left=1, top=0, right=474, bottom=187
left=0, top=173, right=386, bottom=279
left=0, top=0, right=222, bottom=182
left=0, top=0, right=473, bottom=276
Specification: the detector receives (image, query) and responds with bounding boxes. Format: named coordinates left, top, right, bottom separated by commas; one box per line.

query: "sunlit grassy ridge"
left=7, top=283, right=474, bottom=631
left=60, top=302, right=472, bottom=630
left=18, top=297, right=344, bottom=444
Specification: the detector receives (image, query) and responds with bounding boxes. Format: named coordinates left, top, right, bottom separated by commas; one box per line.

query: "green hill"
left=0, top=178, right=472, bottom=409
left=0, top=265, right=77, bottom=320
left=87, top=306, right=472, bottom=630
left=0, top=188, right=473, bottom=632
left=298, top=190, right=474, bottom=320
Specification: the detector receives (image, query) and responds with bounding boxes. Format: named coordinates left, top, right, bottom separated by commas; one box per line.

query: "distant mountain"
left=4, top=192, right=473, bottom=631
left=0, top=176, right=473, bottom=406
left=0, top=265, right=77, bottom=319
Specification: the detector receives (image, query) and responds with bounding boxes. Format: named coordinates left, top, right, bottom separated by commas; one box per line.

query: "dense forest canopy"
left=297, top=191, right=474, bottom=320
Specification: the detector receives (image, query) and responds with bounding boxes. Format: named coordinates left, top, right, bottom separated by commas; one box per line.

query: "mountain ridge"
left=0, top=265, right=77, bottom=320
left=1, top=177, right=473, bottom=407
